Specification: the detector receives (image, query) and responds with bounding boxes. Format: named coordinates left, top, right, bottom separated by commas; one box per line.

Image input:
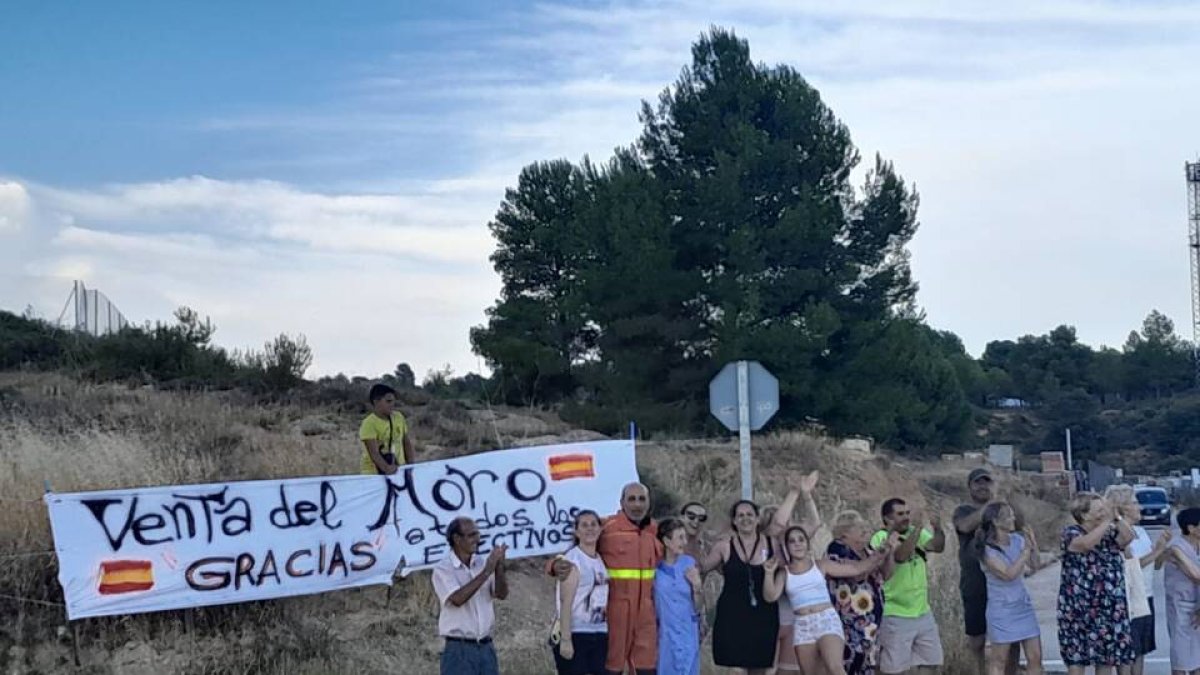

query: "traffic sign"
left=708, top=360, right=779, bottom=499
left=709, top=360, right=779, bottom=431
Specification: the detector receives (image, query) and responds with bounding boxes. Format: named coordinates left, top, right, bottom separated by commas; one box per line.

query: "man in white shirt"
left=432, top=516, right=509, bottom=675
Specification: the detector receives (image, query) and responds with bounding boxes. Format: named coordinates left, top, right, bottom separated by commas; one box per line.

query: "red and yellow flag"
left=98, top=560, right=154, bottom=595
left=548, top=453, right=595, bottom=481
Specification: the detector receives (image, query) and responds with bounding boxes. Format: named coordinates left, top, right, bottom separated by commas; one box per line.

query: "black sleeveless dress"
left=713, top=535, right=779, bottom=667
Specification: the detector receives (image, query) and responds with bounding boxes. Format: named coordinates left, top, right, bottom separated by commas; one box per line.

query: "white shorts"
left=792, top=608, right=844, bottom=645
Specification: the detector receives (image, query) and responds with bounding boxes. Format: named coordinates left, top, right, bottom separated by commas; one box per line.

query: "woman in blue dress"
left=655, top=518, right=702, bottom=675
left=976, top=502, right=1042, bottom=675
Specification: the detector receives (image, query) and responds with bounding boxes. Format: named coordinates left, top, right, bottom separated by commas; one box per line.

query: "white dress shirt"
left=432, top=552, right=496, bottom=639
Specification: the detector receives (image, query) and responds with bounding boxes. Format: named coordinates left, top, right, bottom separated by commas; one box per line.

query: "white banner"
left=47, top=439, right=637, bottom=619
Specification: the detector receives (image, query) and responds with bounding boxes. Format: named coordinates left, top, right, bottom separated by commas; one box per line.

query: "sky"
left=3, top=0, right=1200, bottom=380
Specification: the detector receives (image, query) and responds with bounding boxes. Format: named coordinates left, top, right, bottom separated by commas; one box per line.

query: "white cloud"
left=0, top=181, right=30, bottom=233
left=1, top=176, right=502, bottom=378
left=32, top=176, right=497, bottom=265
left=7, top=0, right=1200, bottom=379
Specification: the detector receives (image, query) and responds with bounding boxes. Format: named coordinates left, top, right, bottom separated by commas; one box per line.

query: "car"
left=1134, top=486, right=1172, bottom=527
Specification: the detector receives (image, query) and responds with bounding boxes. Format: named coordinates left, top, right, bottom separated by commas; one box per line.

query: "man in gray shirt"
left=953, top=467, right=1021, bottom=675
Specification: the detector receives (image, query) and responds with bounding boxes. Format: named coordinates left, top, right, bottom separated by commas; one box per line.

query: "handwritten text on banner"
left=46, top=440, right=638, bottom=619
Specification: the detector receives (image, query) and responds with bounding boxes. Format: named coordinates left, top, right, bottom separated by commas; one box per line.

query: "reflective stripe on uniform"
left=608, top=568, right=655, bottom=580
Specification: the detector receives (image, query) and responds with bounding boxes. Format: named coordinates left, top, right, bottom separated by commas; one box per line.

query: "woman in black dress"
left=702, top=473, right=820, bottom=674
left=703, top=499, right=778, bottom=672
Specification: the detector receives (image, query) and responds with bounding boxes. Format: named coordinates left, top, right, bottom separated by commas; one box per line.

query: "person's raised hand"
left=885, top=531, right=901, bottom=550
left=486, top=544, right=508, bottom=572
left=794, top=470, right=819, bottom=493
left=762, top=555, right=780, bottom=576
left=1154, top=530, right=1172, bottom=552
left=929, top=512, right=943, bottom=530
left=908, top=510, right=926, bottom=532
left=1019, top=529, right=1035, bottom=556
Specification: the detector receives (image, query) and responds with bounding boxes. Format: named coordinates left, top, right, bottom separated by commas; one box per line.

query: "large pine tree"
left=473, top=28, right=973, bottom=448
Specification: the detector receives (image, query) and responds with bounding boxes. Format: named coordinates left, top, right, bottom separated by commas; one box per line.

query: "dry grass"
left=0, top=372, right=1065, bottom=674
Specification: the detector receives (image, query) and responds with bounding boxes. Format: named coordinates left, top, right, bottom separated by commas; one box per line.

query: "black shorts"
left=1130, top=598, right=1157, bottom=657
left=962, top=592, right=987, bottom=638
left=553, top=632, right=608, bottom=675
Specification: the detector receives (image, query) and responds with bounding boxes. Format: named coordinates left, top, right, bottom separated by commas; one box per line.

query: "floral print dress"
left=826, top=540, right=884, bottom=675
left=1056, top=525, right=1135, bottom=667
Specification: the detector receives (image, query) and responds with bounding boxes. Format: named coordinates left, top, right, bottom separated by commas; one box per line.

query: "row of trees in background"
left=0, top=307, right=312, bottom=392
left=968, top=313, right=1200, bottom=467
left=977, top=311, right=1193, bottom=405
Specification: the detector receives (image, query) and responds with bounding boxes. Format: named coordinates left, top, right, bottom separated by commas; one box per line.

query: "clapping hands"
left=884, top=531, right=901, bottom=551
left=485, top=544, right=508, bottom=573
left=791, top=470, right=819, bottom=493
left=1154, top=530, right=1172, bottom=553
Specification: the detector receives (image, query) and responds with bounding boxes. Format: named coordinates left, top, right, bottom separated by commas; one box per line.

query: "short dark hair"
left=680, top=501, right=705, bottom=515
left=1179, top=507, right=1200, bottom=537
left=657, top=517, right=686, bottom=544
left=881, top=498, right=906, bottom=519
left=729, top=499, right=760, bottom=523
left=446, top=516, right=473, bottom=545
left=369, top=383, right=396, bottom=404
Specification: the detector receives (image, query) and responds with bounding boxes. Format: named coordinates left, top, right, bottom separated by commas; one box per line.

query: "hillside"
left=0, top=372, right=1066, bottom=675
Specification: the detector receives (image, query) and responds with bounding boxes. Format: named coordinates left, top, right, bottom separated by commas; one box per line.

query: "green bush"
left=0, top=308, right=315, bottom=393
left=0, top=311, right=77, bottom=369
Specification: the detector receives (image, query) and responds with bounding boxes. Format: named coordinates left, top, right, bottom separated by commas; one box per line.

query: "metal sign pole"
left=737, top=361, right=752, bottom=500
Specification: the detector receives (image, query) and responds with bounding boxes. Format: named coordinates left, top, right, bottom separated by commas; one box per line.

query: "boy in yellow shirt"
left=360, top=384, right=414, bottom=474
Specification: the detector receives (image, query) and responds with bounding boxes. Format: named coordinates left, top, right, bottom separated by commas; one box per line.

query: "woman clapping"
left=976, top=502, right=1042, bottom=675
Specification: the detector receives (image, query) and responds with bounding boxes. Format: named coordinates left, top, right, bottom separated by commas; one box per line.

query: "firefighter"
left=549, top=483, right=663, bottom=674
left=598, top=482, right=662, bottom=675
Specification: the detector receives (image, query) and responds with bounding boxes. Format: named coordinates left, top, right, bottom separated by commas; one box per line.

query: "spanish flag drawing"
left=98, top=560, right=154, bottom=595
left=547, top=453, right=595, bottom=481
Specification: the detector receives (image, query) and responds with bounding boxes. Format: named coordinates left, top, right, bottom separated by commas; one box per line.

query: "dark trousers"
left=441, top=639, right=499, bottom=675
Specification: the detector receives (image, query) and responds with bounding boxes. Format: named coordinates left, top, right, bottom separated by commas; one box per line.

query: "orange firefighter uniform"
left=598, top=513, right=662, bottom=673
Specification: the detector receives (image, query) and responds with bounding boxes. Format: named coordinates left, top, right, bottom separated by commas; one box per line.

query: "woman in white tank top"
left=764, top=526, right=896, bottom=675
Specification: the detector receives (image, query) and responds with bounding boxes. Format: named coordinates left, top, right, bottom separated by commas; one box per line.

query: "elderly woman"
left=1057, top=492, right=1136, bottom=675
left=1160, top=507, right=1200, bottom=675
left=1104, top=486, right=1171, bottom=675
left=826, top=510, right=896, bottom=675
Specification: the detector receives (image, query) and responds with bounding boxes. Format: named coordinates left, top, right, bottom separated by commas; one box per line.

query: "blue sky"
left=3, top=1, right=1200, bottom=379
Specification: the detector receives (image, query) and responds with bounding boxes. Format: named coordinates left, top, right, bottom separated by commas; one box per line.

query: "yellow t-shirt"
left=359, top=412, right=408, bottom=474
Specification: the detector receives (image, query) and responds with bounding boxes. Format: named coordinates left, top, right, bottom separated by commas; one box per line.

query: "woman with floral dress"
left=1057, top=492, right=1135, bottom=675
left=826, top=511, right=897, bottom=675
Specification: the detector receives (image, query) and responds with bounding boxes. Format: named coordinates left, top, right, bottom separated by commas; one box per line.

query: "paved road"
left=1029, top=525, right=1173, bottom=675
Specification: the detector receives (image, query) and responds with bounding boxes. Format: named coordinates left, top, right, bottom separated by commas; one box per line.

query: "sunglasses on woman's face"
left=683, top=511, right=708, bottom=523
